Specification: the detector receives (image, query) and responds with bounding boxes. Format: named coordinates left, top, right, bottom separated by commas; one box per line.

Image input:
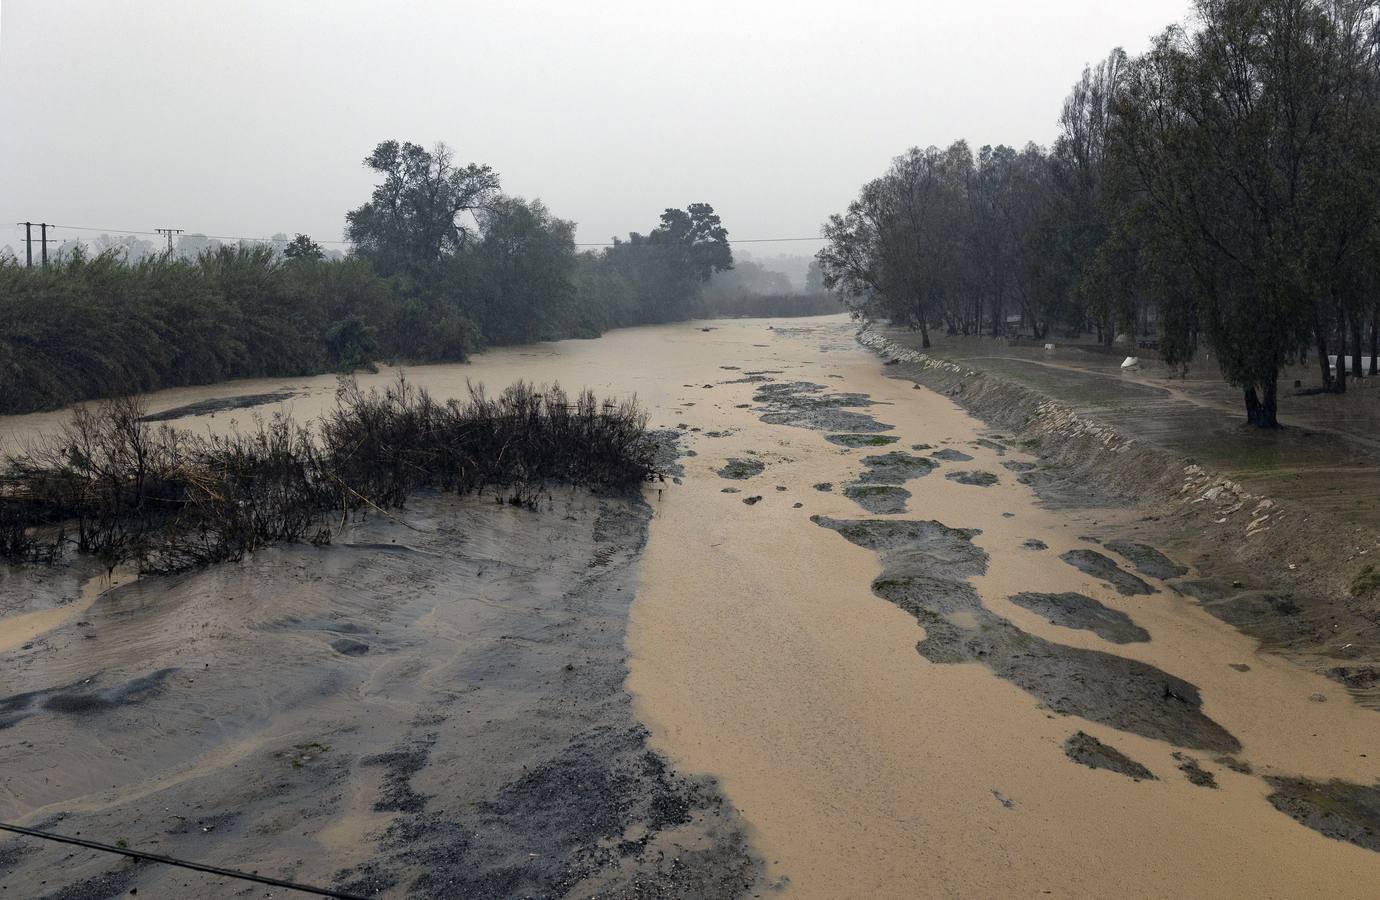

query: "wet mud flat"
left=812, top=515, right=1241, bottom=753
left=0, top=489, right=757, bottom=898
left=135, top=390, right=303, bottom=422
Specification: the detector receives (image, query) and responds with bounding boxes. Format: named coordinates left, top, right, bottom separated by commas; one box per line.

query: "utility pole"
left=17, top=222, right=58, bottom=267
left=156, top=227, right=183, bottom=254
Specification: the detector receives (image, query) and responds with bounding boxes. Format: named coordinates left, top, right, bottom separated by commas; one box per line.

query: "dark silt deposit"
left=810, top=517, right=987, bottom=573
left=1023, top=539, right=1049, bottom=550
left=840, top=449, right=938, bottom=513
left=843, top=484, right=912, bottom=515
left=1008, top=591, right=1151, bottom=644
left=856, top=451, right=938, bottom=484
left=1011, top=466, right=1118, bottom=508
left=645, top=428, right=688, bottom=478
left=945, top=470, right=999, bottom=487
left=1265, top=777, right=1380, bottom=854
left=1328, top=666, right=1380, bottom=690
left=930, top=448, right=974, bottom=462
left=0, top=667, right=178, bottom=729
left=1173, top=579, right=1303, bottom=627
left=813, top=515, right=1240, bottom=753
left=0, top=491, right=760, bottom=897
left=1215, top=755, right=1254, bottom=774
left=915, top=607, right=1240, bottom=752
left=1165, top=579, right=1380, bottom=707
left=718, top=457, right=766, bottom=480
left=1061, top=549, right=1156, bottom=596
left=1104, top=540, right=1188, bottom=580
left=753, top=381, right=893, bottom=433
left=1173, top=752, right=1219, bottom=788
left=138, top=390, right=301, bottom=422
left=1063, top=731, right=1157, bottom=781
left=825, top=433, right=899, bottom=448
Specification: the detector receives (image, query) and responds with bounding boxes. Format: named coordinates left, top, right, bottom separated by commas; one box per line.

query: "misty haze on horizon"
left=0, top=0, right=1187, bottom=269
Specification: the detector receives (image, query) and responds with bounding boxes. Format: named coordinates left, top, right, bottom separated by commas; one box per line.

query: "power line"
left=0, top=821, right=368, bottom=899
left=25, top=222, right=354, bottom=246
left=573, top=236, right=827, bottom=247
left=4, top=221, right=829, bottom=250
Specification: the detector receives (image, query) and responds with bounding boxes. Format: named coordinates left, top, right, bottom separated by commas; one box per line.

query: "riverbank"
left=0, top=489, right=758, bottom=897
left=862, top=326, right=1380, bottom=707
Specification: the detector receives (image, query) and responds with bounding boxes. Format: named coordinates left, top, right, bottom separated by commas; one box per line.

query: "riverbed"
left=3, top=314, right=1379, bottom=897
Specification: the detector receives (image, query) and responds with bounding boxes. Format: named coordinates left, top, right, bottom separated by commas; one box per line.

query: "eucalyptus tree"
left=602, top=203, right=734, bottom=322
left=1110, top=0, right=1379, bottom=426
left=282, top=233, right=325, bottom=261
left=818, top=143, right=971, bottom=346
left=1303, top=0, right=1380, bottom=390
left=969, top=144, right=1021, bottom=336
left=345, top=140, right=501, bottom=277
left=1049, top=50, right=1128, bottom=342
left=467, top=198, right=579, bottom=345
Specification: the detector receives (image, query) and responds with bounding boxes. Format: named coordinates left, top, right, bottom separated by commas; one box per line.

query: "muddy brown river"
left=3, top=315, right=1379, bottom=897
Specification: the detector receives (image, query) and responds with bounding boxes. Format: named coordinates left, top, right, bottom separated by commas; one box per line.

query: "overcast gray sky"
left=0, top=0, right=1189, bottom=259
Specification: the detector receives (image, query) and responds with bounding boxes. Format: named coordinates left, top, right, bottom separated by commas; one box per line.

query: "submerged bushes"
left=0, top=379, right=659, bottom=573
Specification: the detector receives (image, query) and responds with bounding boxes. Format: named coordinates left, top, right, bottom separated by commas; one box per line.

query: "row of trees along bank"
left=2, top=140, right=831, bottom=415
left=819, top=0, right=1380, bottom=427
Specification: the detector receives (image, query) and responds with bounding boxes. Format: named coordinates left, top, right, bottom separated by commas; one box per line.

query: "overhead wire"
left=7, top=221, right=828, bottom=250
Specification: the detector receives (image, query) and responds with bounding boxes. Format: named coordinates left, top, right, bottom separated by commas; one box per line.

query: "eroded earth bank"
left=3, top=315, right=1380, bottom=897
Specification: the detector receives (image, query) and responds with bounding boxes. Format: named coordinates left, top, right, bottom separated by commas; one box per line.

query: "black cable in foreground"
left=0, top=822, right=369, bottom=899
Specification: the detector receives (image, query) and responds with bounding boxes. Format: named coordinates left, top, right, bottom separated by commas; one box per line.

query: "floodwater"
left=3, top=315, right=1380, bottom=897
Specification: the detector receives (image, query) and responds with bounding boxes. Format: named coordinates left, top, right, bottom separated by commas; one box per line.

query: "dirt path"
left=957, top=351, right=1380, bottom=455
left=4, top=315, right=1380, bottom=897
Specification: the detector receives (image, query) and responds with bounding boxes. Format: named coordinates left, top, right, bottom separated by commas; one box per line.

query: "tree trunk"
left=1352, top=316, right=1364, bottom=378
left=1244, top=386, right=1262, bottom=426
left=1261, top=378, right=1278, bottom=428
left=1337, top=330, right=1348, bottom=394
left=1314, top=317, right=1333, bottom=392
left=919, top=318, right=931, bottom=349
left=1370, top=311, right=1378, bottom=377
